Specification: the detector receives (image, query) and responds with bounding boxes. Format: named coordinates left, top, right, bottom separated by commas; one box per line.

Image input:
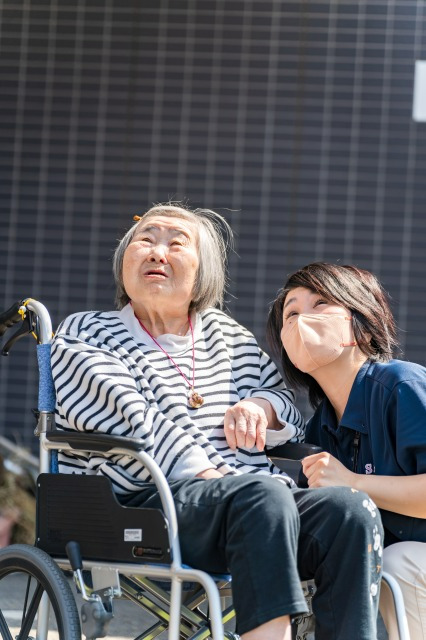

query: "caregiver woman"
left=267, top=262, right=426, bottom=640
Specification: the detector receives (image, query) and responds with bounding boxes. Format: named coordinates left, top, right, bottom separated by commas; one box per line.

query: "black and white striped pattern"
left=51, top=308, right=305, bottom=494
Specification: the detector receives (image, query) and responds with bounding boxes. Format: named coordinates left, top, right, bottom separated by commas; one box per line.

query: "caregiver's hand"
left=302, top=451, right=356, bottom=488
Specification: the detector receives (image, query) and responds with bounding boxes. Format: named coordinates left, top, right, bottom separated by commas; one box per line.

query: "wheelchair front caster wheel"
left=0, top=544, right=81, bottom=640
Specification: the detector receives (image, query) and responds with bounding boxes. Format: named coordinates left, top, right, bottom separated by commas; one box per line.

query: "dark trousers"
left=121, top=474, right=383, bottom=639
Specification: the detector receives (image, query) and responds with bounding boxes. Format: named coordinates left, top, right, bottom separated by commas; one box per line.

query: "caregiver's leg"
left=122, top=474, right=307, bottom=637
left=380, top=541, right=426, bottom=640
left=294, top=486, right=384, bottom=640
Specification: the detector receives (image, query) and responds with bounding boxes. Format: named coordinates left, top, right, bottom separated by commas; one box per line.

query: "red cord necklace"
left=135, top=313, right=204, bottom=409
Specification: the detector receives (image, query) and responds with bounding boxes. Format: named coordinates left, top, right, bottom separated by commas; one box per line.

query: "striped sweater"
left=51, top=306, right=304, bottom=494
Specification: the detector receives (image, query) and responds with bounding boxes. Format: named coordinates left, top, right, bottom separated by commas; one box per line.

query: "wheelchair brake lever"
left=66, top=541, right=114, bottom=639
left=1, top=310, right=37, bottom=356
left=66, top=540, right=93, bottom=601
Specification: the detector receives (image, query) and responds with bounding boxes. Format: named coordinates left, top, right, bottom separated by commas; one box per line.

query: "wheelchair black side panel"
left=36, top=473, right=171, bottom=564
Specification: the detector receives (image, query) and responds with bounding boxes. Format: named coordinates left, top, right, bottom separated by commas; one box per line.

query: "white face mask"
left=280, top=313, right=357, bottom=373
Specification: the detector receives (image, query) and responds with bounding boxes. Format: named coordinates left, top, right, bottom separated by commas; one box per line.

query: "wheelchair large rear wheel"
left=0, top=544, right=81, bottom=640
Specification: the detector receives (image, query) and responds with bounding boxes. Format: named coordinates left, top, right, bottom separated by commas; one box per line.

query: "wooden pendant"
left=188, top=389, right=204, bottom=409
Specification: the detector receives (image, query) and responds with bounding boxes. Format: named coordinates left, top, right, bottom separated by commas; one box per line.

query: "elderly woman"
left=267, top=262, right=426, bottom=640
left=51, top=205, right=383, bottom=640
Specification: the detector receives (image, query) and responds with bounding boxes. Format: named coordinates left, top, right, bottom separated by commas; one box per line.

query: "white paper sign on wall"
left=413, top=60, right=426, bottom=122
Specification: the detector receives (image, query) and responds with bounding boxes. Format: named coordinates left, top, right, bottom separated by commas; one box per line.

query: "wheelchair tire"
left=0, top=544, right=81, bottom=640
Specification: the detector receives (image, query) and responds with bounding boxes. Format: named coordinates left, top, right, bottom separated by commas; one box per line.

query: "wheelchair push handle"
left=0, top=298, right=53, bottom=355
left=0, top=300, right=26, bottom=336
left=0, top=299, right=35, bottom=356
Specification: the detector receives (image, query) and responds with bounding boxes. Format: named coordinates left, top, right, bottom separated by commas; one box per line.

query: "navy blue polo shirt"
left=305, top=359, right=426, bottom=544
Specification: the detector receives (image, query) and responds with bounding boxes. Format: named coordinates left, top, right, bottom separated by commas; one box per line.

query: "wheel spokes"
left=18, top=580, right=44, bottom=640
left=0, top=608, right=15, bottom=640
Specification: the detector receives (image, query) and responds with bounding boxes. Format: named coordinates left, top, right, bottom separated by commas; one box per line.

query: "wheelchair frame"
left=0, top=298, right=411, bottom=640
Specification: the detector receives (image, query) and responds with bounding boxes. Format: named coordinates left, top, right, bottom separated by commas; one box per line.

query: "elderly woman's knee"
left=321, top=486, right=384, bottom=534
left=231, top=475, right=299, bottom=522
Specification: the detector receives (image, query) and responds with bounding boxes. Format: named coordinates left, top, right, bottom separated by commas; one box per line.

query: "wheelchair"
left=0, top=299, right=411, bottom=640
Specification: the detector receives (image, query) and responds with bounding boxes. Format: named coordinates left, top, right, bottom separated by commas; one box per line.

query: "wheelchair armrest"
left=266, top=442, right=323, bottom=487
left=266, top=442, right=322, bottom=460
left=47, top=429, right=147, bottom=454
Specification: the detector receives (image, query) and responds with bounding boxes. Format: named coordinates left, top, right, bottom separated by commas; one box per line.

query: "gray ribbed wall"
left=1, top=0, right=426, bottom=448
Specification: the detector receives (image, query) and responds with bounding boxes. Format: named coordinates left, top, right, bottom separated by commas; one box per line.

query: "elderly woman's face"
left=122, top=216, right=199, bottom=311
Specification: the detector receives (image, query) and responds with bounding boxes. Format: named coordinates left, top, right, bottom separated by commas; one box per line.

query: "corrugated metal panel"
left=1, top=0, right=426, bottom=447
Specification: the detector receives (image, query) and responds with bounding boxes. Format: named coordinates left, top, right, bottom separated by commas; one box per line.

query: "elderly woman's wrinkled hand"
left=224, top=398, right=275, bottom=451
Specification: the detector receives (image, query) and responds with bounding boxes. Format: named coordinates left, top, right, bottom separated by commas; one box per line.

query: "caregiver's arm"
left=302, top=452, right=426, bottom=519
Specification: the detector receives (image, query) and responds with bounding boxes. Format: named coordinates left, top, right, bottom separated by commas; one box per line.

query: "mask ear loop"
left=341, top=316, right=357, bottom=347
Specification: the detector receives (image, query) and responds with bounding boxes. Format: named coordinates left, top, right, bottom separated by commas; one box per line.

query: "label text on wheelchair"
left=124, top=529, right=143, bottom=542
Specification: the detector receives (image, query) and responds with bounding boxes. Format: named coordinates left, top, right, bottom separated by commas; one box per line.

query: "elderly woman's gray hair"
left=113, top=203, right=234, bottom=312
